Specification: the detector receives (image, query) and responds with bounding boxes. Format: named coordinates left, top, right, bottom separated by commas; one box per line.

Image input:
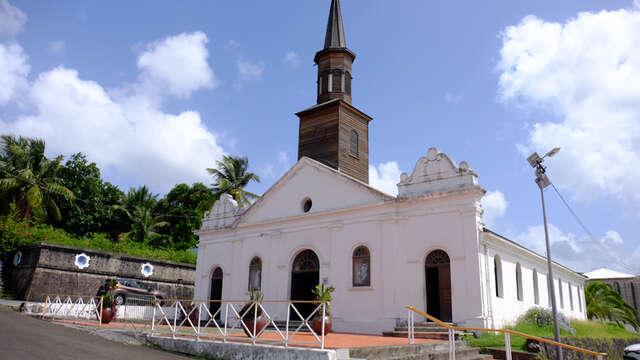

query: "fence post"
left=151, top=299, right=156, bottom=336
left=223, top=303, right=228, bottom=343
left=321, top=302, right=326, bottom=350
left=173, top=301, right=178, bottom=339
left=252, top=302, right=258, bottom=344
left=505, top=333, right=512, bottom=360
left=197, top=302, right=202, bottom=341
left=449, top=328, right=456, bottom=360
left=98, top=297, right=103, bottom=327
left=42, top=296, right=49, bottom=320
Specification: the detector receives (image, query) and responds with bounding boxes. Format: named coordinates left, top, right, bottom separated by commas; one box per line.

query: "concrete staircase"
left=337, top=341, right=492, bottom=360
left=382, top=322, right=464, bottom=340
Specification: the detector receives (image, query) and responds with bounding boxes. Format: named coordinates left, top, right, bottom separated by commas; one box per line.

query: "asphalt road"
left=0, top=306, right=194, bottom=360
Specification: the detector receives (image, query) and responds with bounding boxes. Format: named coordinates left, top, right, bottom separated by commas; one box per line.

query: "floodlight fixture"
left=544, top=147, right=561, bottom=159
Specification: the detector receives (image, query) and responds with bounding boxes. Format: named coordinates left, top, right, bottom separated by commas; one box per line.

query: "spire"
left=324, top=0, right=346, bottom=49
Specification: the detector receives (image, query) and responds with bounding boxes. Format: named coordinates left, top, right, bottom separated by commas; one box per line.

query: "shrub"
left=519, top=307, right=575, bottom=335
left=0, top=215, right=196, bottom=264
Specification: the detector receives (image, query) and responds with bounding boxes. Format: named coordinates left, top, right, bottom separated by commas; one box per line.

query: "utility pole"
left=527, top=147, right=563, bottom=360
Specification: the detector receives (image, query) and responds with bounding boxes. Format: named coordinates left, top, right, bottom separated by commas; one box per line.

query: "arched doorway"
left=290, top=250, right=320, bottom=319
left=425, top=250, right=452, bottom=322
left=210, top=267, right=223, bottom=320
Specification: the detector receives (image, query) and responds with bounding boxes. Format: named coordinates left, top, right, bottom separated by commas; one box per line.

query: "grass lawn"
left=465, top=320, right=640, bottom=351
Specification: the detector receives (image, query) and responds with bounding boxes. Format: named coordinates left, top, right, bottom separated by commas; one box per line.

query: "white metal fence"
left=42, top=295, right=103, bottom=323
left=150, top=299, right=330, bottom=349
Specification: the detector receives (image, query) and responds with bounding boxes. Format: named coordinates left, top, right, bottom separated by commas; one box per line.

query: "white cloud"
left=444, top=92, right=462, bottom=104
left=498, top=9, right=640, bottom=205
left=0, top=32, right=226, bottom=192
left=137, top=31, right=216, bottom=98
left=513, top=224, right=640, bottom=274
left=260, top=151, right=292, bottom=180
left=237, top=58, right=265, bottom=81
left=0, top=42, right=29, bottom=105
left=0, top=0, right=26, bottom=37
left=481, top=190, right=508, bottom=228
left=369, top=161, right=402, bottom=196
left=47, top=40, right=65, bottom=55
left=284, top=51, right=300, bottom=67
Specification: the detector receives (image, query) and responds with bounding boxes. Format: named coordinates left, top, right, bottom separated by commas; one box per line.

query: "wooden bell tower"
left=296, top=0, right=372, bottom=184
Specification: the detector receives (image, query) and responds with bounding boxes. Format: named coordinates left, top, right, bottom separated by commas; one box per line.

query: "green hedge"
left=0, top=215, right=196, bottom=264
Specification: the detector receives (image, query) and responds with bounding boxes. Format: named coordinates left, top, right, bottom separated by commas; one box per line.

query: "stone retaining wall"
left=6, top=242, right=195, bottom=301
left=540, top=337, right=640, bottom=360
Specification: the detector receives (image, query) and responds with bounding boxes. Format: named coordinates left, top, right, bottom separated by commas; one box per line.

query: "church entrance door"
left=425, top=250, right=452, bottom=322
left=210, top=267, right=223, bottom=321
left=290, top=250, right=320, bottom=320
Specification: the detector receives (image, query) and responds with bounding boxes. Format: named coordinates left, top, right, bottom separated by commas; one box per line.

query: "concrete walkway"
left=0, top=306, right=194, bottom=360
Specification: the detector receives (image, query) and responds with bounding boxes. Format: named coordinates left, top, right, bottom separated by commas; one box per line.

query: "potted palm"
left=100, top=292, right=117, bottom=324
left=311, top=284, right=334, bottom=334
left=240, top=289, right=265, bottom=337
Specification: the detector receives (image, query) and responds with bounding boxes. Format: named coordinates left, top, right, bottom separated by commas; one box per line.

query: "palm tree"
left=207, top=155, right=260, bottom=207
left=0, top=136, right=74, bottom=220
left=114, top=205, right=169, bottom=244
left=113, top=186, right=168, bottom=243
left=585, top=281, right=639, bottom=330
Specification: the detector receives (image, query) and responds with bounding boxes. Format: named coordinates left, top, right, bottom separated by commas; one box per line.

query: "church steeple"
left=324, top=0, right=346, bottom=49
left=296, top=0, right=372, bottom=184
left=315, top=0, right=356, bottom=104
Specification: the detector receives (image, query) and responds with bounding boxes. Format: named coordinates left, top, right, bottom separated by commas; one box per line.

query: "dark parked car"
left=97, top=278, right=166, bottom=305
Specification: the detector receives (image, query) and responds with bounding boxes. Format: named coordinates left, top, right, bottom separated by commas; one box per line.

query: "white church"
left=193, top=0, right=586, bottom=334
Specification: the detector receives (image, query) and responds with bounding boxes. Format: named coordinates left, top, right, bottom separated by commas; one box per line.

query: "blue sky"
left=1, top=0, right=639, bottom=274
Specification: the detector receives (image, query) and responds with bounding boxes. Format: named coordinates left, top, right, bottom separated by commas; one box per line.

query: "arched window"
left=494, top=255, right=503, bottom=298
left=558, top=279, right=564, bottom=308
left=533, top=269, right=540, bottom=305
left=345, top=71, right=352, bottom=95
left=332, top=69, right=342, bottom=92
left=352, top=246, right=371, bottom=287
left=248, top=257, right=262, bottom=291
left=318, top=75, right=323, bottom=95
left=350, top=130, right=359, bottom=157
left=569, top=283, right=574, bottom=311
left=516, top=263, right=523, bottom=301
left=578, top=286, right=583, bottom=312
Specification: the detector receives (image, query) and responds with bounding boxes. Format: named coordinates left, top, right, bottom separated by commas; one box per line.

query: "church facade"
left=193, top=0, right=586, bottom=333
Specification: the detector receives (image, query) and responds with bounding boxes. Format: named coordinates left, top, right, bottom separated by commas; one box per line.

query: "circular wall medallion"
left=141, top=263, right=154, bottom=277
left=74, top=253, right=90, bottom=269
left=13, top=251, right=22, bottom=266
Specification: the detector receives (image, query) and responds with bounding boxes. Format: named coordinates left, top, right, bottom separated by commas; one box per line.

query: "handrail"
left=406, top=305, right=608, bottom=358
left=154, top=298, right=330, bottom=304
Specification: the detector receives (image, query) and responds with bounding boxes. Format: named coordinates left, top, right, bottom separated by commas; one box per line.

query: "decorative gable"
left=236, top=157, right=392, bottom=226
left=201, top=194, right=241, bottom=230
left=397, top=147, right=478, bottom=197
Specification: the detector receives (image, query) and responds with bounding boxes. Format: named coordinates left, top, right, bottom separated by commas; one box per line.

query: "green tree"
left=114, top=186, right=168, bottom=244
left=585, top=281, right=639, bottom=330
left=155, top=183, right=215, bottom=250
left=207, top=155, right=260, bottom=207
left=53, top=153, right=123, bottom=237
left=0, top=136, right=74, bottom=220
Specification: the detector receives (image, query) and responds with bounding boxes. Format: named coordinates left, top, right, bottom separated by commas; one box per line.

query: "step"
left=345, top=343, right=483, bottom=360
left=382, top=331, right=463, bottom=340
left=412, top=322, right=456, bottom=327
left=394, top=327, right=454, bottom=333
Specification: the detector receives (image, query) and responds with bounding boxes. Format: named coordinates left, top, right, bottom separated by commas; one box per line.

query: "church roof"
left=584, top=268, right=636, bottom=279
left=324, top=0, right=347, bottom=49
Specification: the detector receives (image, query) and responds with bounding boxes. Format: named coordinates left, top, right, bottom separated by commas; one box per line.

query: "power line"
left=549, top=181, right=639, bottom=275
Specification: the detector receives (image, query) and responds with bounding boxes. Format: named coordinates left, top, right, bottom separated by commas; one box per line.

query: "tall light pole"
left=527, top=147, right=562, bottom=360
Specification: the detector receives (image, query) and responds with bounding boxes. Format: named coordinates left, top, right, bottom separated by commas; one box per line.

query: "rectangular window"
left=350, top=130, right=359, bottom=157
